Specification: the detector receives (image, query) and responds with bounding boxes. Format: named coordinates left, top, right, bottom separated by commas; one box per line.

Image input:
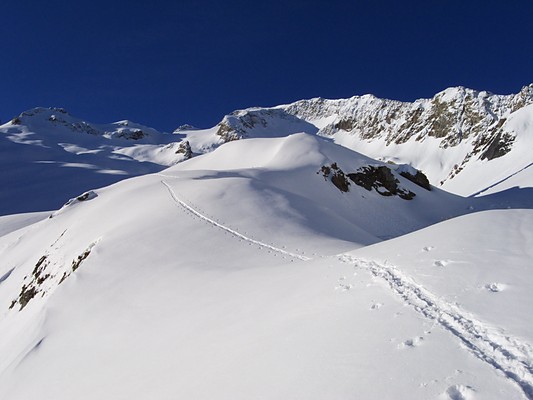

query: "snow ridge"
left=160, top=179, right=311, bottom=261
left=340, top=255, right=533, bottom=399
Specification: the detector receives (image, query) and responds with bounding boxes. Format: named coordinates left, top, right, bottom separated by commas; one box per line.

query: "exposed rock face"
left=347, top=166, right=416, bottom=200
left=215, top=108, right=318, bottom=142
left=396, top=165, right=431, bottom=191
left=175, top=140, right=192, bottom=159
left=330, top=163, right=350, bottom=192
left=319, top=163, right=350, bottom=192
left=9, top=239, right=98, bottom=311
left=320, top=163, right=416, bottom=200
left=116, top=129, right=146, bottom=140
left=216, top=120, right=241, bottom=142
left=67, top=190, right=98, bottom=206
left=282, top=85, right=533, bottom=151
left=480, top=132, right=515, bottom=161
left=50, top=191, right=98, bottom=219
left=216, top=110, right=270, bottom=141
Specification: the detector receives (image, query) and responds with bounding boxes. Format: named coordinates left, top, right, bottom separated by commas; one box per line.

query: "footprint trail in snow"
left=339, top=255, right=533, bottom=399
left=161, top=179, right=311, bottom=261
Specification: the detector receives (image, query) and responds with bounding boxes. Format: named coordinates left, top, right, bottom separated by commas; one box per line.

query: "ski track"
left=340, top=255, right=533, bottom=399
left=160, top=171, right=532, bottom=396
left=160, top=179, right=310, bottom=261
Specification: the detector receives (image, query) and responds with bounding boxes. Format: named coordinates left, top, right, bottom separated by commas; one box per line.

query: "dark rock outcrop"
left=319, top=163, right=350, bottom=192
left=398, top=169, right=431, bottom=191
left=480, top=132, right=515, bottom=161
left=320, top=163, right=416, bottom=200
left=175, top=140, right=192, bottom=159
left=116, top=129, right=146, bottom=140
left=347, top=166, right=416, bottom=200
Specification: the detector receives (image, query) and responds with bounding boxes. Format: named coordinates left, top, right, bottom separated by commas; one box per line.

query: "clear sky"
left=2, top=0, right=532, bottom=132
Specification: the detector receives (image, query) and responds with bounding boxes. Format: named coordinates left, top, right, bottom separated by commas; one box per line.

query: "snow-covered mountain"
left=1, top=85, right=532, bottom=399
left=0, top=107, right=191, bottom=215
left=3, top=85, right=531, bottom=215
left=210, top=84, right=533, bottom=196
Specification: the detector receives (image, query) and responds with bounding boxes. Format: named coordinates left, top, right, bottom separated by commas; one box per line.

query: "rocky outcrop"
left=175, top=140, right=192, bottom=159
left=10, top=107, right=161, bottom=141
left=347, top=166, right=416, bottom=200
left=9, top=240, right=98, bottom=311
left=215, top=110, right=271, bottom=141
left=215, top=108, right=318, bottom=142
left=319, top=163, right=350, bottom=192
left=174, top=124, right=198, bottom=132
left=479, top=132, right=515, bottom=161
left=43, top=109, right=96, bottom=135
left=50, top=191, right=98, bottom=219
left=396, top=165, right=431, bottom=191
left=320, top=163, right=416, bottom=200
left=68, top=190, right=97, bottom=205
left=116, top=129, right=146, bottom=140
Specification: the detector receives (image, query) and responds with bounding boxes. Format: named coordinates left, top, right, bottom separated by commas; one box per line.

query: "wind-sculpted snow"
left=340, top=255, right=533, bottom=398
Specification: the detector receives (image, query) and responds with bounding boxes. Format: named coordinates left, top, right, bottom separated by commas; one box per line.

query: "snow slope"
left=451, top=104, right=533, bottom=196
left=349, top=209, right=533, bottom=397
left=0, top=212, right=49, bottom=238
left=0, top=133, right=531, bottom=399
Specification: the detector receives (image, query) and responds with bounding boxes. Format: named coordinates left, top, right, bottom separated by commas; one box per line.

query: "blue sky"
left=2, top=0, right=532, bottom=131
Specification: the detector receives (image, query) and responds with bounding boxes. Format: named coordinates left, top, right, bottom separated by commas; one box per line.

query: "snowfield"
left=0, top=107, right=187, bottom=215
left=0, top=90, right=532, bottom=399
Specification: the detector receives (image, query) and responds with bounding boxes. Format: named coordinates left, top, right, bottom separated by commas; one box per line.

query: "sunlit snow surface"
left=0, top=111, right=532, bottom=398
